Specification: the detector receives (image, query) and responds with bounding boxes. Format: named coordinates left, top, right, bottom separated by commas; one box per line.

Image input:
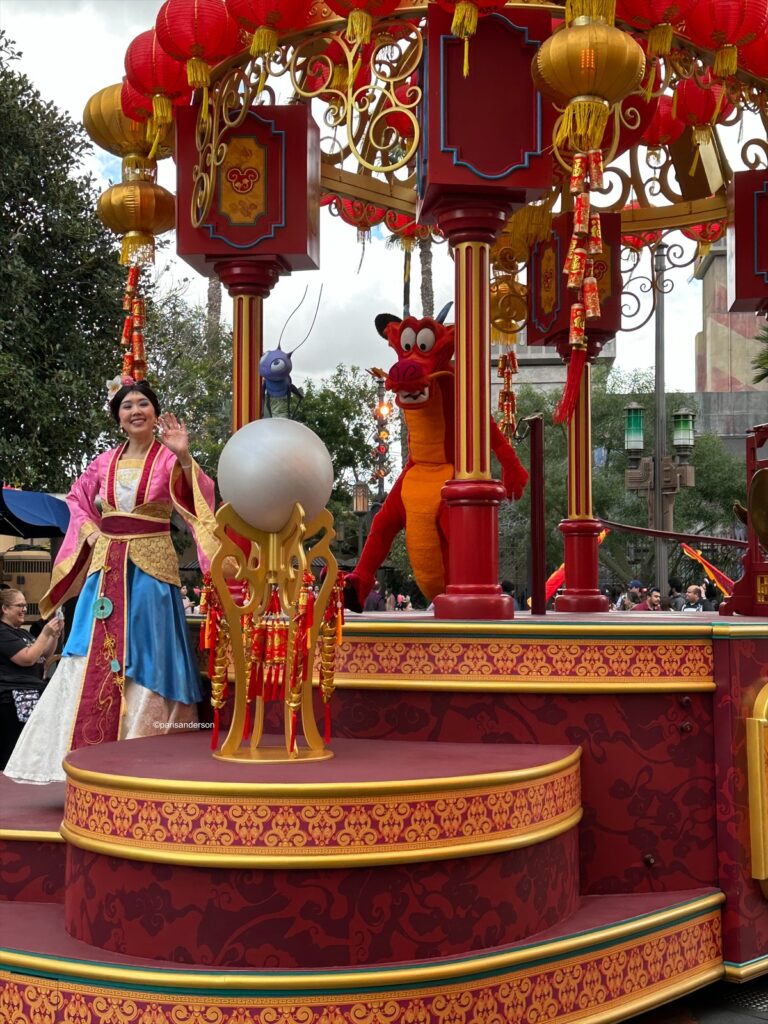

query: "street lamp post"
left=624, top=401, right=696, bottom=580
left=371, top=378, right=392, bottom=513
left=352, top=482, right=371, bottom=558
left=654, top=243, right=668, bottom=590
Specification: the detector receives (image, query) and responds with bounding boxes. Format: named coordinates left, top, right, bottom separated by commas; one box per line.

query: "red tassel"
left=243, top=700, right=252, bottom=741
left=290, top=710, right=297, bottom=753
left=324, top=701, right=331, bottom=744
left=211, top=708, right=220, bottom=750
left=553, top=346, right=588, bottom=424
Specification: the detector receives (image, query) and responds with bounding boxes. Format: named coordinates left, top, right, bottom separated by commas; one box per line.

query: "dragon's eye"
left=416, top=327, right=436, bottom=352
left=271, top=358, right=287, bottom=373
left=400, top=326, right=416, bottom=352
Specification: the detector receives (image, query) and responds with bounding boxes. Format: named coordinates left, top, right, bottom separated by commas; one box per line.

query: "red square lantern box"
left=175, top=103, right=320, bottom=276
left=728, top=169, right=768, bottom=314
left=527, top=212, right=622, bottom=347
left=418, top=7, right=555, bottom=219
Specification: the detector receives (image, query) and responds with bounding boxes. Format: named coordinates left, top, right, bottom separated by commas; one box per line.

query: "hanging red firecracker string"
left=257, top=584, right=288, bottom=702
left=555, top=148, right=604, bottom=424
left=117, top=266, right=148, bottom=380
left=318, top=572, right=345, bottom=744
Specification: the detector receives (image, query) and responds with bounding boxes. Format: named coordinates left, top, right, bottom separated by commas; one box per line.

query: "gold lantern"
left=531, top=20, right=645, bottom=153
left=83, top=84, right=175, bottom=264
left=490, top=274, right=528, bottom=343
left=97, top=181, right=176, bottom=265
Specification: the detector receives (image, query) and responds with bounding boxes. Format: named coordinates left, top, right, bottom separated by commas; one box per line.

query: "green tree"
left=501, top=365, right=746, bottom=590
left=146, top=282, right=232, bottom=479
left=0, top=32, right=125, bottom=490
left=753, top=320, right=768, bottom=383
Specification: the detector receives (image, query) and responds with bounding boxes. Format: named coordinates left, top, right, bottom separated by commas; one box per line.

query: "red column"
left=214, top=260, right=283, bottom=430
left=432, top=200, right=515, bottom=621
left=554, top=349, right=609, bottom=613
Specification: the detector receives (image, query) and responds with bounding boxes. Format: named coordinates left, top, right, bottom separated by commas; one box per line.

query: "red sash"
left=70, top=441, right=167, bottom=750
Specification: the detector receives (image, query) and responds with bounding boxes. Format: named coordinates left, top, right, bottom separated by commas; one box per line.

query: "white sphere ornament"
left=218, top=418, right=334, bottom=533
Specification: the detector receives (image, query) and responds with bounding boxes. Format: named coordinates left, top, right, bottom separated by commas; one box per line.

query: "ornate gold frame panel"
left=333, top=622, right=716, bottom=692
left=60, top=749, right=581, bottom=868
left=0, top=894, right=724, bottom=1024
left=747, top=681, right=768, bottom=899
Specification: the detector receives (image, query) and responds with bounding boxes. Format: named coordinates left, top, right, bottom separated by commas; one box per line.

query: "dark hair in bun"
left=109, top=379, right=161, bottom=423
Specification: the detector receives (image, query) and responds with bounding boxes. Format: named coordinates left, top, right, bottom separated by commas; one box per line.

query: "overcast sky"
left=0, top=0, right=703, bottom=391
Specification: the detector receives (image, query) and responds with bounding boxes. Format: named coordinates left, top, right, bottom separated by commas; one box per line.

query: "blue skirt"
left=63, top=564, right=203, bottom=704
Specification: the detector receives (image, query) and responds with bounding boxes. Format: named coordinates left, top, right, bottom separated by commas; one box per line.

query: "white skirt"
left=3, top=656, right=198, bottom=785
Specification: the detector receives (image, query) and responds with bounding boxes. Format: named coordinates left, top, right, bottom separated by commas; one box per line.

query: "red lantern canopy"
left=616, top=0, right=695, bottom=56
left=640, top=93, right=685, bottom=148
left=684, top=0, right=768, bottom=79
left=156, top=0, right=241, bottom=90
left=621, top=200, right=663, bottom=252
left=125, top=29, right=191, bottom=128
left=324, top=0, right=400, bottom=46
left=224, top=0, right=307, bottom=61
left=434, top=0, right=504, bottom=76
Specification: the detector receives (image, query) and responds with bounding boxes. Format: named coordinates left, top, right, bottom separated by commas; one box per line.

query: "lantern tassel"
left=120, top=233, right=155, bottom=267
left=348, top=9, right=373, bottom=44
left=556, top=99, right=610, bottom=155
left=152, top=94, right=172, bottom=126
left=186, top=57, right=210, bottom=90
left=251, top=26, right=278, bottom=60
left=565, top=0, right=616, bottom=25
left=554, top=345, right=588, bottom=424
left=451, top=1, right=479, bottom=39
left=647, top=23, right=673, bottom=57
left=713, top=45, right=737, bottom=80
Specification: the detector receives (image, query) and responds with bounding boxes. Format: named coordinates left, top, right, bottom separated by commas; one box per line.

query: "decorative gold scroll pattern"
left=62, top=764, right=580, bottom=859
left=0, top=911, right=723, bottom=1022
left=335, top=637, right=714, bottom=688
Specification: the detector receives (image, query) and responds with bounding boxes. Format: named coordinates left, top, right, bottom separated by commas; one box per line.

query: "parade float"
left=2, top=1, right=768, bottom=1022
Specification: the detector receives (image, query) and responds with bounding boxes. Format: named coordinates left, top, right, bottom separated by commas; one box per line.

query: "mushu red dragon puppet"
left=345, top=305, right=528, bottom=611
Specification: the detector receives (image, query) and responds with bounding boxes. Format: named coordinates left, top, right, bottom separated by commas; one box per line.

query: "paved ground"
left=634, top=978, right=768, bottom=1023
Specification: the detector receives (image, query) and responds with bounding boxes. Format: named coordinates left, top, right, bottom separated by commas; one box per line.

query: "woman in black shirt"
left=0, top=589, right=62, bottom=769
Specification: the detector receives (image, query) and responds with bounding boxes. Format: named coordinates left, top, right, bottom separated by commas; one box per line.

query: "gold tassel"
left=186, top=57, right=210, bottom=89
left=671, top=85, right=678, bottom=120
left=565, top=0, right=616, bottom=25
left=152, top=94, right=172, bottom=126
left=451, top=1, right=478, bottom=39
left=251, top=25, right=278, bottom=59
left=120, top=232, right=155, bottom=267
left=348, top=8, right=373, bottom=44
left=713, top=44, right=737, bottom=80
left=643, top=60, right=656, bottom=102
left=648, top=22, right=673, bottom=57
left=556, top=98, right=610, bottom=154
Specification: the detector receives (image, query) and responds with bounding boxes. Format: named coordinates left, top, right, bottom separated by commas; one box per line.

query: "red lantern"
left=681, top=218, right=725, bottom=257
left=384, top=211, right=433, bottom=249
left=621, top=200, right=662, bottom=252
left=324, top=0, right=400, bottom=46
left=156, top=0, right=241, bottom=90
left=304, top=39, right=373, bottom=101
left=684, top=0, right=768, bottom=79
left=121, top=77, right=153, bottom=124
left=616, top=0, right=695, bottom=56
left=327, top=196, right=386, bottom=241
left=384, top=80, right=419, bottom=144
left=125, top=29, right=191, bottom=127
left=640, top=93, right=685, bottom=148
left=224, top=0, right=307, bottom=60
left=740, top=34, right=768, bottom=80
left=673, top=70, right=733, bottom=141
left=434, top=0, right=504, bottom=76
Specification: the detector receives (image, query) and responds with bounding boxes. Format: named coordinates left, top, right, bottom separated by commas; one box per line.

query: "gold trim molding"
left=747, top=681, right=768, bottom=898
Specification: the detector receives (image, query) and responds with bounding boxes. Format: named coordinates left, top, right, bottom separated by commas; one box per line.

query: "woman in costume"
left=5, top=378, right=217, bottom=784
